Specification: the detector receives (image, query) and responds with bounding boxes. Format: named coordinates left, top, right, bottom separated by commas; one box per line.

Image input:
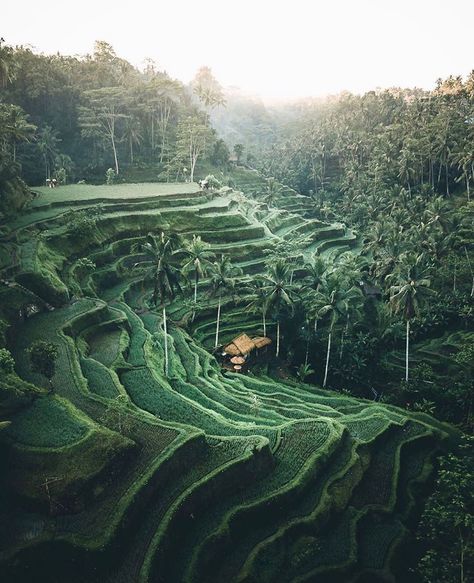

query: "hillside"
left=0, top=176, right=455, bottom=582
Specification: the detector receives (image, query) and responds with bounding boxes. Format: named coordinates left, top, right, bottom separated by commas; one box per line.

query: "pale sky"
left=3, top=0, right=474, bottom=100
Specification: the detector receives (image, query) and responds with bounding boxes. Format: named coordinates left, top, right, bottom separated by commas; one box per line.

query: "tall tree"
left=175, top=114, right=214, bottom=182
left=191, top=66, right=226, bottom=109
left=137, top=232, right=182, bottom=376
left=245, top=279, right=270, bottom=336
left=181, top=235, right=215, bottom=311
left=388, top=254, right=435, bottom=382
left=258, top=259, right=295, bottom=357
left=317, top=275, right=363, bottom=387
left=208, top=255, right=242, bottom=349
left=2, top=104, right=36, bottom=161
left=79, top=87, right=128, bottom=175
left=37, top=125, right=61, bottom=180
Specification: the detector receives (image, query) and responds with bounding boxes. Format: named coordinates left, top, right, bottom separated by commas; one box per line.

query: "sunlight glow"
left=4, top=0, right=474, bottom=100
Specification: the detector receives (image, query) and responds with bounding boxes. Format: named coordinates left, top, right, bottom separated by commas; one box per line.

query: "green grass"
left=31, top=182, right=201, bottom=206
left=4, top=395, right=91, bottom=448
left=0, top=174, right=453, bottom=583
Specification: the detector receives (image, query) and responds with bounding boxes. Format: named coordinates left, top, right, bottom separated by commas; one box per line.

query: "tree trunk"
left=276, top=320, right=280, bottom=357
left=305, top=333, right=310, bottom=367
left=339, top=315, right=349, bottom=361
left=437, top=160, right=443, bottom=186
left=262, top=310, right=266, bottom=337
left=214, top=297, right=221, bottom=348
left=111, top=134, right=119, bottom=175
left=314, top=319, right=318, bottom=333
left=163, top=305, right=169, bottom=377
left=453, top=256, right=457, bottom=292
left=151, top=115, right=155, bottom=155
left=464, top=246, right=474, bottom=298
left=405, top=319, right=410, bottom=382
left=323, top=331, right=331, bottom=387
left=446, top=163, right=450, bottom=195
left=190, top=153, right=197, bottom=183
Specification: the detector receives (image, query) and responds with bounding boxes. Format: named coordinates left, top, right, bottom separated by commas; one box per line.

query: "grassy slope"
left=0, top=175, right=457, bottom=583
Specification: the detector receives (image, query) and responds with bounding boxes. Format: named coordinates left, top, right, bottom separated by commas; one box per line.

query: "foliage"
left=27, top=340, right=59, bottom=386
left=0, top=347, right=15, bottom=373
left=0, top=40, right=217, bottom=186
left=415, top=437, right=474, bottom=583
left=106, top=167, right=116, bottom=184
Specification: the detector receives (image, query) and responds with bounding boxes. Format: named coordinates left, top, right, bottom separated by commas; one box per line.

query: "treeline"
left=237, top=80, right=474, bottom=430
left=258, top=77, right=474, bottom=201
left=0, top=40, right=230, bottom=193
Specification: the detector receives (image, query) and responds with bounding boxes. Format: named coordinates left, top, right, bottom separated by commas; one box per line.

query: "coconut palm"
left=122, top=116, right=142, bottom=164
left=37, top=125, right=61, bottom=181
left=4, top=105, right=36, bottom=161
left=245, top=279, right=269, bottom=337
left=258, top=259, right=296, bottom=357
left=136, top=232, right=183, bottom=376
left=303, top=255, right=328, bottom=292
left=262, top=177, right=281, bottom=206
left=387, top=254, right=435, bottom=382
left=181, top=235, right=215, bottom=308
left=208, top=255, right=242, bottom=349
left=317, top=275, right=363, bottom=388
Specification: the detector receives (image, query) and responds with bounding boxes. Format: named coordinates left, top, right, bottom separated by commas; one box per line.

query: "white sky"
left=3, top=0, right=474, bottom=100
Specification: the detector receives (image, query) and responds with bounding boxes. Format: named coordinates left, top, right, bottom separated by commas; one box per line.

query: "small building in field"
left=223, top=333, right=272, bottom=357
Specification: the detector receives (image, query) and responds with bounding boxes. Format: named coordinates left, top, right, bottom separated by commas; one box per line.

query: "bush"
left=106, top=168, right=116, bottom=185
left=205, top=174, right=222, bottom=189
left=0, top=348, right=15, bottom=374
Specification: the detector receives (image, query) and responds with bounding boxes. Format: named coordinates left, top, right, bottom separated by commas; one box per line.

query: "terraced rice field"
left=0, top=175, right=454, bottom=582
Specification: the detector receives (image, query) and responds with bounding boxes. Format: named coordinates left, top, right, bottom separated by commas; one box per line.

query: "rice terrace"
left=1, top=5, right=473, bottom=583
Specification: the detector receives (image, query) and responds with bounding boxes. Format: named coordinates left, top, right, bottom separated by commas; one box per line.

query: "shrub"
left=0, top=348, right=15, bottom=374
left=27, top=341, right=59, bottom=390
left=106, top=168, right=116, bottom=185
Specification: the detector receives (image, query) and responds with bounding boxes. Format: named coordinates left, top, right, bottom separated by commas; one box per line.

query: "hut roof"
left=252, top=336, right=272, bottom=349
left=232, top=333, right=255, bottom=355
left=224, top=333, right=272, bottom=356
left=224, top=343, right=241, bottom=356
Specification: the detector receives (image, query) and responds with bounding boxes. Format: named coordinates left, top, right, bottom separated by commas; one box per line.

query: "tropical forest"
left=0, top=8, right=473, bottom=583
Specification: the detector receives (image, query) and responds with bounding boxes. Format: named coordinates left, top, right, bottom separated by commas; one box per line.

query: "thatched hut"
left=252, top=337, right=272, bottom=350
left=223, top=334, right=272, bottom=357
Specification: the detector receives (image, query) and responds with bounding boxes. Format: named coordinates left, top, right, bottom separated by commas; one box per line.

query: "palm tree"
left=301, top=257, right=329, bottom=336
left=0, top=39, right=17, bottom=88
left=208, top=255, right=242, bottom=349
left=37, top=125, right=61, bottom=181
left=258, top=259, right=295, bottom=357
left=387, top=254, right=435, bottom=382
left=303, top=255, right=328, bottom=292
left=317, top=275, right=363, bottom=387
left=5, top=105, right=36, bottom=161
left=181, top=235, right=215, bottom=309
left=122, top=116, right=142, bottom=165
left=245, top=280, right=269, bottom=337
left=136, top=232, right=182, bottom=376
left=262, top=177, right=281, bottom=206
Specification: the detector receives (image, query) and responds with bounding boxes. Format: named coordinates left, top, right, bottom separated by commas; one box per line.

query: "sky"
left=3, top=0, right=474, bottom=101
